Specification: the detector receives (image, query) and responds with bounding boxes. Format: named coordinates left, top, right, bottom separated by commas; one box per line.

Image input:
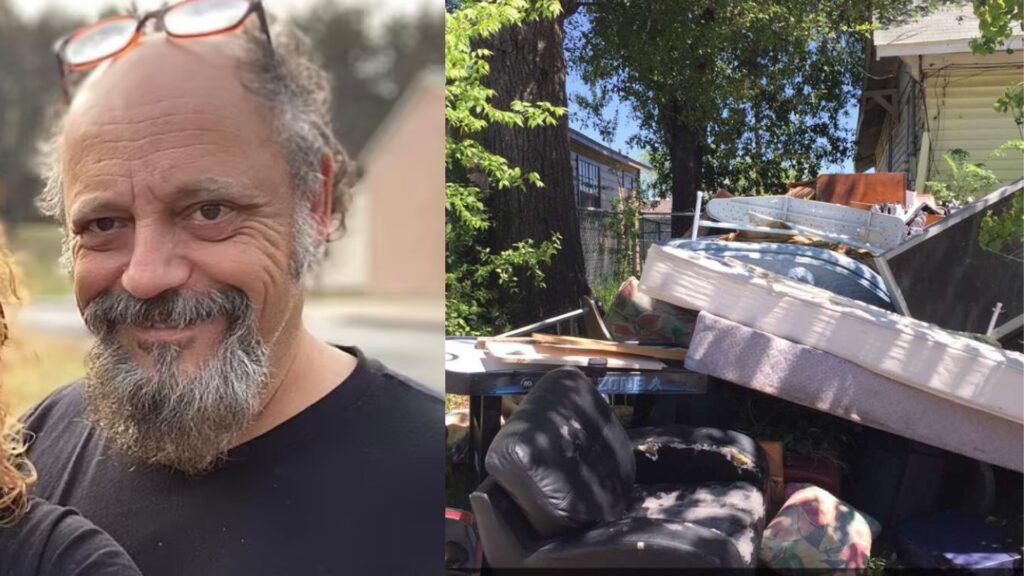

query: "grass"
left=0, top=222, right=82, bottom=418
left=591, top=277, right=628, bottom=311
left=446, top=394, right=468, bottom=412
left=3, top=222, right=72, bottom=300
left=2, top=324, right=89, bottom=419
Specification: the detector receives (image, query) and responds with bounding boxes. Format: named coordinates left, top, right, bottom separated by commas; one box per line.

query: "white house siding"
left=920, top=52, right=1023, bottom=186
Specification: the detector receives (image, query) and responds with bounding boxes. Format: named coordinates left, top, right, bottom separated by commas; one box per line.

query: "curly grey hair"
left=37, top=18, right=355, bottom=281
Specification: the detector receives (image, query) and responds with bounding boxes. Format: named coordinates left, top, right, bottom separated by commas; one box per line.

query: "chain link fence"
left=578, top=209, right=619, bottom=287
left=578, top=208, right=692, bottom=288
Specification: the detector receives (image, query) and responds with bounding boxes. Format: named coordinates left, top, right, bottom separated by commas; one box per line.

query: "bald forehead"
left=56, top=32, right=291, bottom=225
left=64, top=34, right=270, bottom=139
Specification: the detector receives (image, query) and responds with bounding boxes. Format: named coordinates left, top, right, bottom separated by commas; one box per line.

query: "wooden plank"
left=815, top=173, right=907, bottom=208
left=529, top=333, right=687, bottom=362
left=483, top=340, right=666, bottom=371
left=474, top=337, right=535, bottom=349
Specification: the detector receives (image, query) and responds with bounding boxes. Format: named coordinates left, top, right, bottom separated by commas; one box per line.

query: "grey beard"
left=82, top=290, right=269, bottom=475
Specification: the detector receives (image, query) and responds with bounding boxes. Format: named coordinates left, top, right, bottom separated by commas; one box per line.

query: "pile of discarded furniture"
left=445, top=176, right=1024, bottom=572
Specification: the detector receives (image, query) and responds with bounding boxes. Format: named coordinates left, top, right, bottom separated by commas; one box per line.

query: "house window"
left=577, top=157, right=601, bottom=208
left=623, top=173, right=636, bottom=195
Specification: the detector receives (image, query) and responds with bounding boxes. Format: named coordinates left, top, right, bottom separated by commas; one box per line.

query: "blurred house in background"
left=315, top=66, right=444, bottom=297
left=570, top=128, right=650, bottom=210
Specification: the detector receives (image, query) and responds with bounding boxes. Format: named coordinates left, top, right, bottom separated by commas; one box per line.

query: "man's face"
left=60, top=35, right=309, bottom=471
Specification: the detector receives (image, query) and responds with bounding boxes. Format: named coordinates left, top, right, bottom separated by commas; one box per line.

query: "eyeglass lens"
left=63, top=0, right=253, bottom=68
left=64, top=18, right=136, bottom=67
left=163, top=0, right=252, bottom=37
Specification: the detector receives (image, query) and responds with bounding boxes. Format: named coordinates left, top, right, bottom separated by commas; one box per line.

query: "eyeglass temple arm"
left=254, top=1, right=272, bottom=50
left=56, top=54, right=71, bottom=104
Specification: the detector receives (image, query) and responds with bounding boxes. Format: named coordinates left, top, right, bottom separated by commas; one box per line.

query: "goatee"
left=82, top=289, right=269, bottom=475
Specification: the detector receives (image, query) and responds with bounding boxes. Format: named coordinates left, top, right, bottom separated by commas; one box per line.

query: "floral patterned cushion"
left=759, top=483, right=881, bottom=571
left=603, top=277, right=698, bottom=345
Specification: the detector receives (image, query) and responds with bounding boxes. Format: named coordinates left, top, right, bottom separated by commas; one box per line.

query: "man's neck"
left=232, top=328, right=357, bottom=447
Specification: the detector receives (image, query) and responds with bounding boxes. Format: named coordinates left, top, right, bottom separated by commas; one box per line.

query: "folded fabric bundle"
left=685, top=311, right=1023, bottom=472
left=603, top=277, right=698, bottom=346
left=759, top=483, right=880, bottom=571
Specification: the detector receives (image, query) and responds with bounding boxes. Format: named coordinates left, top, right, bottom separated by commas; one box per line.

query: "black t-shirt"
left=23, top=347, right=443, bottom=576
left=0, top=498, right=142, bottom=576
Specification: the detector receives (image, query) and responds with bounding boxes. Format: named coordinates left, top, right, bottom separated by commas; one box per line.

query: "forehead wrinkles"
left=65, top=98, right=270, bottom=161
left=62, top=99, right=278, bottom=201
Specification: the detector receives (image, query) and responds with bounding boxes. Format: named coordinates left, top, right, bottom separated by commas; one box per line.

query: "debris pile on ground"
left=447, top=176, right=1024, bottom=570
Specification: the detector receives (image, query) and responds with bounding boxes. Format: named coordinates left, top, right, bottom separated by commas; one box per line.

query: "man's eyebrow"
left=172, top=177, right=256, bottom=201
left=69, top=196, right=125, bottom=221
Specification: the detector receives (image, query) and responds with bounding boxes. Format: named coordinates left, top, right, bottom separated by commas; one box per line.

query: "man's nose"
left=120, top=221, right=191, bottom=300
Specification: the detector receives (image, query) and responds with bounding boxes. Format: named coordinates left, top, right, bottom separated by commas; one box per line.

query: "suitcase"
left=897, top=509, right=1022, bottom=573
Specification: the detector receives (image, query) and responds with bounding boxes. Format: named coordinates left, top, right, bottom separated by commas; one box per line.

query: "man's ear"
left=312, top=153, right=334, bottom=239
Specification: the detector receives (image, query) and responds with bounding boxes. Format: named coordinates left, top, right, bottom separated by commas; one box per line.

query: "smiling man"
left=22, top=4, right=441, bottom=575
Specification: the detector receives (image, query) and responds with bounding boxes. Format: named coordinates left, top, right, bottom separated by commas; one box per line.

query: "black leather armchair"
left=470, top=367, right=768, bottom=569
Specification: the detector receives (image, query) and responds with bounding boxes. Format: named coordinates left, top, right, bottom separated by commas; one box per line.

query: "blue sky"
left=566, top=69, right=859, bottom=182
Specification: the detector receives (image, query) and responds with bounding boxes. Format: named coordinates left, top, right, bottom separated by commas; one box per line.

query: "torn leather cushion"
left=629, top=425, right=767, bottom=487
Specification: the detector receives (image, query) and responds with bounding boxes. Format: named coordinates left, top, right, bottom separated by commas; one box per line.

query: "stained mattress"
left=640, top=243, right=1024, bottom=424
left=663, top=240, right=893, bottom=310
left=685, top=311, right=1023, bottom=472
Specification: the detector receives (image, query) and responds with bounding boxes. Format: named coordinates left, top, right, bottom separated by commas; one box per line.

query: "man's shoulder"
left=23, top=380, right=88, bottom=426
left=369, top=360, right=441, bottom=403
left=22, top=380, right=91, bottom=448
left=340, top=346, right=442, bottom=410
left=360, top=358, right=441, bottom=415
left=331, top=349, right=442, bottom=444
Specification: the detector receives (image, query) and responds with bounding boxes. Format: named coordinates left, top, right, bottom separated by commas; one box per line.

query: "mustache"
left=82, top=289, right=250, bottom=337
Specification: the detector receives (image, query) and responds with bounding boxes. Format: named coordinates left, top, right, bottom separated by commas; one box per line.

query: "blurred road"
left=12, top=296, right=444, bottom=397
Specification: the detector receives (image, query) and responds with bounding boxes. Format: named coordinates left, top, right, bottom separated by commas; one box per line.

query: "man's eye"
left=194, top=204, right=230, bottom=222
left=88, top=218, right=118, bottom=233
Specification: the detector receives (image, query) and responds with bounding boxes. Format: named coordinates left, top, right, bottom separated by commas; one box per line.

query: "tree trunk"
left=480, top=1, right=590, bottom=327
left=662, top=99, right=707, bottom=237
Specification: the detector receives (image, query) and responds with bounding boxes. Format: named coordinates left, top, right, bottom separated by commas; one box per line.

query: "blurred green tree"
left=0, top=1, right=80, bottom=224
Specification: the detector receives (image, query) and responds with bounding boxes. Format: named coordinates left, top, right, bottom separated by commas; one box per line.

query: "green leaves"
left=979, top=193, right=1023, bottom=261
left=970, top=0, right=1024, bottom=54
left=926, top=149, right=1001, bottom=204
left=567, top=0, right=873, bottom=197
left=445, top=0, right=566, bottom=335
left=994, top=81, right=1024, bottom=137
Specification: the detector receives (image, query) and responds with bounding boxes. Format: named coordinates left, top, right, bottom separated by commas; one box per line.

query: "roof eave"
left=568, top=128, right=653, bottom=172
left=875, top=36, right=1024, bottom=58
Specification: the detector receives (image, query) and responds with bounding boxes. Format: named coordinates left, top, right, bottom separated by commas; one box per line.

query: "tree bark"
left=662, top=99, right=707, bottom=237
left=480, top=1, right=591, bottom=327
